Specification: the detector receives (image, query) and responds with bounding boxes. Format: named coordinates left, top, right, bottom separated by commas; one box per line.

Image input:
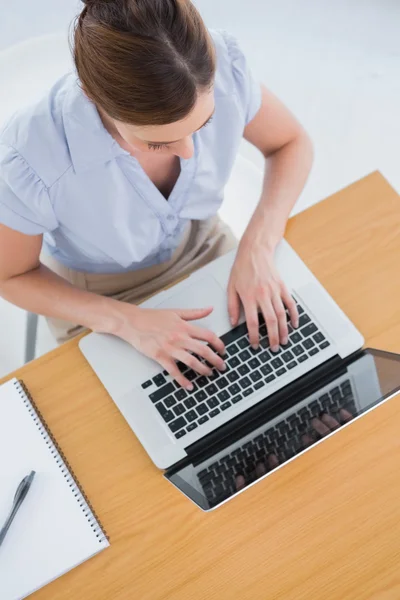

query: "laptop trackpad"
left=154, top=276, right=232, bottom=336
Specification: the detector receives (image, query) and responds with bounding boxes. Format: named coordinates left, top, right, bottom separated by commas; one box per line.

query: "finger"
left=236, top=474, right=246, bottom=491
left=172, top=349, right=213, bottom=377
left=176, top=306, right=213, bottom=321
left=339, top=408, right=353, bottom=423
left=260, top=299, right=279, bottom=352
left=255, top=461, right=267, bottom=479
left=301, top=433, right=314, bottom=448
left=320, top=413, right=340, bottom=430
left=242, top=297, right=260, bottom=348
left=184, top=339, right=226, bottom=371
left=188, top=324, right=225, bottom=356
left=271, top=293, right=289, bottom=345
left=281, top=286, right=299, bottom=329
left=227, top=281, right=241, bottom=327
left=267, top=454, right=279, bottom=470
left=160, top=358, right=193, bottom=390
left=311, top=417, right=331, bottom=437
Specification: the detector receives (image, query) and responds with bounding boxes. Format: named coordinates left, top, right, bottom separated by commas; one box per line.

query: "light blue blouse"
left=0, top=30, right=261, bottom=273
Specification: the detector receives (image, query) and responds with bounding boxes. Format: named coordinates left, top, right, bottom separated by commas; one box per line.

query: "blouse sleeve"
left=0, top=143, right=58, bottom=235
left=223, top=31, right=262, bottom=125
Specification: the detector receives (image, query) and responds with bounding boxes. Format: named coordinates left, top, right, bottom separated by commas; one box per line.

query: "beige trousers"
left=42, top=216, right=237, bottom=344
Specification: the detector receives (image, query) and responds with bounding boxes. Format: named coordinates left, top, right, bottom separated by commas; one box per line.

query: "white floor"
left=1, top=0, right=399, bottom=377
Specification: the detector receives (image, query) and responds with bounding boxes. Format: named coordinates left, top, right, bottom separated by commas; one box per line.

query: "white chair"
left=0, top=33, right=73, bottom=362
left=0, top=33, right=263, bottom=363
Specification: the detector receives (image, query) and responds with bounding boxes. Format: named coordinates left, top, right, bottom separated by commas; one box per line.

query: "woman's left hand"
left=227, top=237, right=299, bottom=351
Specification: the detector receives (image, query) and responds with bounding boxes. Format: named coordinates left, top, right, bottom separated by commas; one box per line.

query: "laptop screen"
left=165, top=349, right=400, bottom=511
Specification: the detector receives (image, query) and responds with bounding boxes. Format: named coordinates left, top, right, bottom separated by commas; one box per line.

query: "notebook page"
left=0, top=379, right=109, bottom=600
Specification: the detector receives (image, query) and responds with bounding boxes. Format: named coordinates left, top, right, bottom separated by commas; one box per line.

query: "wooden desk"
left=2, top=172, right=400, bottom=600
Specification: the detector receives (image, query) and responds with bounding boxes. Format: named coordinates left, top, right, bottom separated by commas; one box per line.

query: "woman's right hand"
left=111, top=303, right=226, bottom=389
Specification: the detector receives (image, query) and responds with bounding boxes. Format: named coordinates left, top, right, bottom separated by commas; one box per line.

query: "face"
left=111, top=89, right=215, bottom=160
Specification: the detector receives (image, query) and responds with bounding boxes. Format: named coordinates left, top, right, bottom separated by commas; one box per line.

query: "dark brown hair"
left=73, top=0, right=216, bottom=125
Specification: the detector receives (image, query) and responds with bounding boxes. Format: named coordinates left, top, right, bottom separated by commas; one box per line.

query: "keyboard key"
left=271, top=357, right=283, bottom=369
left=227, top=371, right=239, bottom=382
left=259, top=351, right=271, bottom=363
left=218, top=390, right=230, bottom=402
left=239, top=349, right=251, bottom=362
left=250, top=370, right=262, bottom=382
left=249, top=358, right=260, bottom=369
left=313, top=332, right=325, bottom=343
left=291, top=332, right=302, bottom=344
left=175, top=430, right=186, bottom=439
left=185, top=369, right=197, bottom=381
left=210, top=408, right=221, bottom=418
left=205, top=383, right=218, bottom=396
left=260, top=337, right=269, bottom=349
left=228, top=383, right=241, bottom=395
left=320, top=341, right=330, bottom=350
left=238, top=364, right=250, bottom=376
left=298, top=355, right=308, bottom=363
left=155, top=402, right=168, bottom=417
left=175, top=388, right=187, bottom=401
left=282, top=351, right=294, bottom=363
left=221, top=322, right=248, bottom=346
left=266, top=374, right=276, bottom=383
left=297, top=304, right=304, bottom=315
left=249, top=346, right=261, bottom=355
left=169, top=416, right=186, bottom=432
left=149, top=382, right=175, bottom=403
left=228, top=356, right=240, bottom=369
left=287, top=361, right=297, bottom=370
left=309, top=348, right=319, bottom=356
left=301, top=323, right=318, bottom=337
left=239, top=376, right=252, bottom=389
left=173, top=404, right=185, bottom=416
left=276, top=367, right=286, bottom=376
left=196, top=376, right=208, bottom=388
left=303, top=338, right=315, bottom=350
left=207, top=397, right=219, bottom=408
left=260, top=324, right=267, bottom=337
left=237, top=337, right=248, bottom=349
left=216, top=377, right=229, bottom=389
left=232, top=394, right=243, bottom=404
left=165, top=396, right=176, bottom=408
left=299, top=314, right=311, bottom=327
left=220, top=401, right=231, bottom=411
left=198, top=415, right=209, bottom=425
left=141, top=380, right=152, bottom=389
left=186, top=410, right=197, bottom=422
left=196, top=402, right=209, bottom=416
left=153, top=374, right=167, bottom=387
left=341, top=381, right=352, bottom=395
left=187, top=422, right=198, bottom=432
left=243, top=388, right=253, bottom=397
left=254, top=381, right=265, bottom=390
left=261, top=364, right=273, bottom=376
left=309, top=401, right=320, bottom=416
left=184, top=398, right=196, bottom=410
left=209, top=369, right=221, bottom=381
left=292, top=344, right=305, bottom=356
left=195, top=390, right=207, bottom=403
left=226, top=343, right=240, bottom=356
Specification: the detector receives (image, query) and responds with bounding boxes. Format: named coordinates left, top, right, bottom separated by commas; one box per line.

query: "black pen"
left=0, top=471, right=36, bottom=548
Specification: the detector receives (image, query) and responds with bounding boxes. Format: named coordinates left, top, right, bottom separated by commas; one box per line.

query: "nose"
left=173, top=136, right=194, bottom=159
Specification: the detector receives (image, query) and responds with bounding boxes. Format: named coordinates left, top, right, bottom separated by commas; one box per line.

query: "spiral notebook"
left=0, top=379, right=109, bottom=600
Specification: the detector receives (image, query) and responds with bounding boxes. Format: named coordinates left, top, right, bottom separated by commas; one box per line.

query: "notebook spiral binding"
left=15, top=380, right=109, bottom=544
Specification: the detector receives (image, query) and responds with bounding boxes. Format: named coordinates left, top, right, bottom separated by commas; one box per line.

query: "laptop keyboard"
left=198, top=379, right=355, bottom=506
left=140, top=300, right=331, bottom=439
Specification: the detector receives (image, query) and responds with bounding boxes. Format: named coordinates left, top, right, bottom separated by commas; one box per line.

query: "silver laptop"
left=79, top=239, right=374, bottom=503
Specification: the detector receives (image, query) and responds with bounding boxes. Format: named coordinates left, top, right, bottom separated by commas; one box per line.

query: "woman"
left=0, top=0, right=313, bottom=389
